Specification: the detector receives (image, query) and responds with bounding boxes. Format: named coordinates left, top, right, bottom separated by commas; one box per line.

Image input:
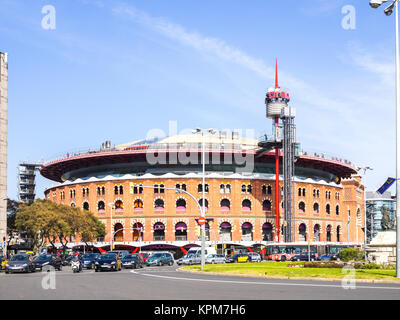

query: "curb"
left=178, top=267, right=400, bottom=284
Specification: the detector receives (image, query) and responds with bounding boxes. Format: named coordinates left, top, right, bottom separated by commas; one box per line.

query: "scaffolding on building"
left=18, top=162, right=43, bottom=204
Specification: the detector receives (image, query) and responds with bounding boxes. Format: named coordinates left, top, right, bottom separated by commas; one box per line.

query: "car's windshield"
left=10, top=255, right=29, bottom=261
left=124, top=254, right=137, bottom=259
left=99, top=254, right=116, bottom=260
left=150, top=253, right=163, bottom=258
left=82, top=254, right=97, bottom=259
left=35, top=255, right=52, bottom=261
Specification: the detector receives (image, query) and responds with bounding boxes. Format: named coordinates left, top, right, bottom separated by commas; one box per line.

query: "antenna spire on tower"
left=275, top=58, right=280, bottom=89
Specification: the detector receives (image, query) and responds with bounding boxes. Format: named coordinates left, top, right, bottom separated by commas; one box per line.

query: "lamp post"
left=357, top=166, right=373, bottom=262
left=192, top=128, right=217, bottom=270
left=108, top=202, right=114, bottom=251
left=369, top=0, right=400, bottom=277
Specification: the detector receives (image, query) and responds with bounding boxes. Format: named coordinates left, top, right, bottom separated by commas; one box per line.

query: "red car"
left=140, top=252, right=151, bottom=262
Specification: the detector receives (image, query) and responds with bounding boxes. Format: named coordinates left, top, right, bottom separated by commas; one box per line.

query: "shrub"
left=303, top=262, right=344, bottom=268
left=339, top=248, right=364, bottom=262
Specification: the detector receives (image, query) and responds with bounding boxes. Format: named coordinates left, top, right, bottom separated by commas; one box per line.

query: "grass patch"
left=181, top=262, right=400, bottom=281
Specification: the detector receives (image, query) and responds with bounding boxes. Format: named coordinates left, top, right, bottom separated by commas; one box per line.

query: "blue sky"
left=0, top=0, right=397, bottom=199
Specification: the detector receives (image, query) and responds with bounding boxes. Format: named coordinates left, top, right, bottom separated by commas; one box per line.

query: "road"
left=1, top=265, right=400, bottom=300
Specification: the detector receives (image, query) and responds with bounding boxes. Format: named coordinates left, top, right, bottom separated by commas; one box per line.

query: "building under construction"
left=18, top=162, right=43, bottom=204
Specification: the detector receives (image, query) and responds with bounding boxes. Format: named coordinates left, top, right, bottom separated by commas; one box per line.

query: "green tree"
left=16, top=199, right=106, bottom=252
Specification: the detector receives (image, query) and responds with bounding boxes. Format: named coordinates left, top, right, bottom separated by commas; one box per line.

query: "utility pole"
left=0, top=52, right=8, bottom=257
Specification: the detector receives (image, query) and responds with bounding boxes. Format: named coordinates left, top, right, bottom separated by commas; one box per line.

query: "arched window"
left=176, top=199, right=186, bottom=210
left=199, top=198, right=208, bottom=209
left=299, top=201, right=305, bottom=213
left=241, top=222, right=253, bottom=241
left=298, top=188, right=302, bottom=197
left=299, top=223, right=307, bottom=241
left=101, top=186, right=105, bottom=195
left=267, top=186, right=272, bottom=195
left=302, top=188, right=306, bottom=196
left=160, top=184, right=165, bottom=194
left=326, top=225, right=332, bottom=242
left=219, top=222, right=232, bottom=241
left=182, top=184, right=187, bottom=191
left=153, top=222, right=165, bottom=241
left=314, top=224, right=321, bottom=241
left=242, top=199, right=251, bottom=211
left=114, top=186, right=119, bottom=195
left=83, top=202, right=89, bottom=211
left=336, top=226, right=341, bottom=242
left=220, top=184, right=225, bottom=194
left=155, top=199, right=164, bottom=210
left=98, top=201, right=105, bottom=213
left=114, top=223, right=123, bottom=242
left=97, top=187, right=101, bottom=196
left=134, top=199, right=143, bottom=210
left=198, top=184, right=203, bottom=193
left=326, top=204, right=331, bottom=214
left=154, top=184, right=159, bottom=194
left=115, top=200, right=123, bottom=212
left=226, top=184, right=231, bottom=194
left=262, top=185, right=267, bottom=195
left=241, top=184, right=246, bottom=194
left=119, top=186, right=123, bottom=195
left=175, top=222, right=187, bottom=241
left=132, top=223, right=143, bottom=241
left=336, top=205, right=340, bottom=215
left=313, top=203, right=319, bottom=214
left=175, top=184, right=180, bottom=193
left=262, top=200, right=272, bottom=211
left=220, top=199, right=230, bottom=211
left=262, top=223, right=273, bottom=241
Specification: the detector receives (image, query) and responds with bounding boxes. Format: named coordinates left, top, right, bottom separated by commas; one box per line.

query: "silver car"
left=205, top=254, right=226, bottom=264
left=182, top=254, right=201, bottom=265
left=247, top=252, right=262, bottom=262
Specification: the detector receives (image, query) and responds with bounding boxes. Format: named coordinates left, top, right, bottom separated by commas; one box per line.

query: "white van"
left=187, top=246, right=217, bottom=257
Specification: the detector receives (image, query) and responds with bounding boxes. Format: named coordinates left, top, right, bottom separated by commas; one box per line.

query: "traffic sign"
left=198, top=217, right=206, bottom=225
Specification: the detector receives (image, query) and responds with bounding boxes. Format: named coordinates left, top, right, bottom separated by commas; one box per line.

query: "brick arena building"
left=41, top=133, right=364, bottom=256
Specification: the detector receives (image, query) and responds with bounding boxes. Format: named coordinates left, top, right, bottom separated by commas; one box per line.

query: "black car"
left=5, top=254, right=35, bottom=274
left=225, top=253, right=250, bottom=263
left=81, top=253, right=100, bottom=269
left=94, top=253, right=122, bottom=272
left=290, top=253, right=317, bottom=261
left=121, top=254, right=144, bottom=269
left=33, top=254, right=62, bottom=271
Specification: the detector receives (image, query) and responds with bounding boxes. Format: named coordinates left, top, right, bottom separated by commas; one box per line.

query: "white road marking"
left=130, top=270, right=400, bottom=291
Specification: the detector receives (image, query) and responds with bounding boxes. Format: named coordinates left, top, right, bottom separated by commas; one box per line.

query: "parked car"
left=121, top=254, right=144, bottom=269
left=81, top=253, right=100, bottom=269
left=205, top=254, right=226, bottom=264
left=225, top=253, right=249, bottom=263
left=290, top=253, right=317, bottom=261
left=140, top=252, right=151, bottom=262
left=95, top=253, right=122, bottom=272
left=146, top=252, right=174, bottom=266
left=247, top=252, right=262, bottom=262
left=181, top=253, right=201, bottom=265
left=108, top=250, right=130, bottom=258
left=33, top=254, right=62, bottom=271
left=5, top=254, right=35, bottom=274
left=317, top=253, right=339, bottom=261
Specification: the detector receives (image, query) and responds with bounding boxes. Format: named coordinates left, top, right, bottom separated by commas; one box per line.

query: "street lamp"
left=192, top=127, right=217, bottom=270
left=357, top=166, right=373, bottom=262
left=370, top=0, right=400, bottom=278
left=108, top=202, right=114, bottom=251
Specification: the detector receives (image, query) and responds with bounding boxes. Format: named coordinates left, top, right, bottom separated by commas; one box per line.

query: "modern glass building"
left=366, top=191, right=396, bottom=243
